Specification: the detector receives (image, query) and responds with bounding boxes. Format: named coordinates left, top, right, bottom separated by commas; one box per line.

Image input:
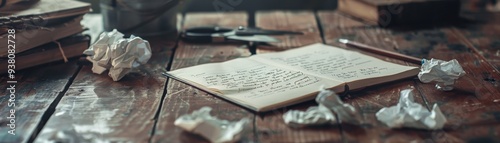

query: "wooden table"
left=1, top=10, right=500, bottom=143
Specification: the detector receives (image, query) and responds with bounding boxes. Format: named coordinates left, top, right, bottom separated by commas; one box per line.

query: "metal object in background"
left=100, top=0, right=179, bottom=36
left=182, top=26, right=303, bottom=43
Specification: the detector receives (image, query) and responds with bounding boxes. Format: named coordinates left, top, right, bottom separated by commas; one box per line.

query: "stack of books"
left=0, top=0, right=91, bottom=73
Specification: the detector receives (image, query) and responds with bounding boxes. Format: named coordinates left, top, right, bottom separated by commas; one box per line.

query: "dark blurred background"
left=78, top=0, right=499, bottom=14
left=79, top=0, right=337, bottom=13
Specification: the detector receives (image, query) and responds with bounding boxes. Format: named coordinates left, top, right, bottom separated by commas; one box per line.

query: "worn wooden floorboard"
left=414, top=28, right=500, bottom=142
left=253, top=11, right=344, bottom=143
left=33, top=36, right=176, bottom=142
left=319, top=10, right=500, bottom=142
left=181, top=12, right=249, bottom=29
left=255, top=11, right=323, bottom=53
left=317, top=11, right=373, bottom=46
left=151, top=12, right=256, bottom=143
left=317, top=11, right=433, bottom=143
left=0, top=60, right=81, bottom=143
left=317, top=11, right=368, bottom=29
left=455, top=23, right=500, bottom=71
left=342, top=81, right=434, bottom=143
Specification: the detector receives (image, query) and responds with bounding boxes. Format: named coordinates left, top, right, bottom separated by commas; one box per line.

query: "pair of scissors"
left=182, top=26, right=303, bottom=43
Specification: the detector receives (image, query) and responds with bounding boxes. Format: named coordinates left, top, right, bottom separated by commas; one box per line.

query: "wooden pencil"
left=338, top=39, right=422, bottom=65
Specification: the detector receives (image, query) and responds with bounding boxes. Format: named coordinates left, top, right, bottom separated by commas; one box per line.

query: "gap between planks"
left=27, top=64, right=83, bottom=143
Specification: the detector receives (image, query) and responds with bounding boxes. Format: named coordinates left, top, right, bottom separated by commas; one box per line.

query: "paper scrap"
left=376, top=89, right=447, bottom=130
left=174, top=107, right=249, bottom=143
left=283, top=105, right=336, bottom=128
left=283, top=88, right=362, bottom=127
left=418, top=58, right=466, bottom=91
left=316, top=89, right=363, bottom=125
left=83, top=29, right=152, bottom=81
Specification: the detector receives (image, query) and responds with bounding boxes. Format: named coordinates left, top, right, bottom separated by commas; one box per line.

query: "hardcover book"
left=0, top=34, right=90, bottom=73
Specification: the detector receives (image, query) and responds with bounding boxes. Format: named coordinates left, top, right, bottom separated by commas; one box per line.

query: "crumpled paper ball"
left=174, top=107, right=249, bottom=143
left=316, top=88, right=363, bottom=125
left=83, top=29, right=152, bottom=81
left=418, top=58, right=466, bottom=91
left=283, top=105, right=337, bottom=128
left=376, top=89, right=447, bottom=130
left=283, top=88, right=362, bottom=127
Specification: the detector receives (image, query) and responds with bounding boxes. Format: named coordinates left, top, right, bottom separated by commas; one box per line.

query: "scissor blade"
left=227, top=35, right=280, bottom=43
left=237, top=28, right=303, bottom=35
left=253, top=30, right=303, bottom=35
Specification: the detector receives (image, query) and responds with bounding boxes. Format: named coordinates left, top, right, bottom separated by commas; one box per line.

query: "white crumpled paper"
left=174, top=107, right=249, bottom=143
left=283, top=88, right=362, bottom=127
left=283, top=105, right=336, bottom=128
left=316, top=89, right=363, bottom=125
left=376, top=89, right=447, bottom=130
left=418, top=58, right=466, bottom=91
left=83, top=29, right=152, bottom=81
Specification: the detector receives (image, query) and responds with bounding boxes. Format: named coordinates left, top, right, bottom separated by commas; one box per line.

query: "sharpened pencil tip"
left=338, top=39, right=349, bottom=44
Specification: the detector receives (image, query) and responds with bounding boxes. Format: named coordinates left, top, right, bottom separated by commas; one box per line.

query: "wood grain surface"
left=0, top=61, right=81, bottom=143
left=255, top=11, right=323, bottom=52
left=455, top=23, right=500, bottom=71
left=33, top=36, right=176, bottom=142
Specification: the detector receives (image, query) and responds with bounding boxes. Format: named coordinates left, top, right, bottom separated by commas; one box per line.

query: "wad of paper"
left=283, top=88, right=362, bottom=127
left=376, top=89, right=447, bottom=130
left=418, top=58, right=466, bottom=91
left=83, top=29, right=152, bottom=81
left=174, top=107, right=249, bottom=143
left=283, top=105, right=337, bottom=127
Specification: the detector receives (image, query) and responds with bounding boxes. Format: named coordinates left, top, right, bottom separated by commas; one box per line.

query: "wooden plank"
left=255, top=101, right=343, bottom=143
left=253, top=10, right=344, bottom=142
left=455, top=24, right=500, bottom=71
left=317, top=11, right=433, bottom=142
left=317, top=10, right=369, bottom=29
left=414, top=28, right=500, bottom=143
left=182, top=12, right=248, bottom=29
left=255, top=11, right=323, bottom=52
left=319, top=10, right=500, bottom=142
left=343, top=82, right=435, bottom=143
left=0, top=61, right=81, bottom=143
left=33, top=36, right=176, bottom=142
left=317, top=11, right=372, bottom=45
left=151, top=12, right=256, bottom=143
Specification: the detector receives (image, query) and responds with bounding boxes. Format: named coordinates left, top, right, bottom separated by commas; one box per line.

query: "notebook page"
left=251, top=43, right=418, bottom=83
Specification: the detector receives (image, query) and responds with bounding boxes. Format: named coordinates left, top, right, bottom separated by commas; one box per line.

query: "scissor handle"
left=185, top=26, right=233, bottom=34
left=182, top=26, right=233, bottom=43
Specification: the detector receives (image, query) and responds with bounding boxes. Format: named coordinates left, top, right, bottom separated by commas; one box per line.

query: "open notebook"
left=165, top=43, right=419, bottom=112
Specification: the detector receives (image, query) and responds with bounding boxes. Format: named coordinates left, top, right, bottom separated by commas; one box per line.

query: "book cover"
left=0, top=0, right=91, bottom=22
left=0, top=34, right=90, bottom=74
left=0, top=15, right=85, bottom=57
